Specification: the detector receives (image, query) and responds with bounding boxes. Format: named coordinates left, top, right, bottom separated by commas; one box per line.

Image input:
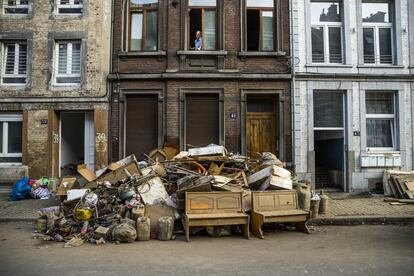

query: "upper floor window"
left=362, top=1, right=393, bottom=64
left=2, top=0, right=28, bottom=14
left=189, top=0, right=216, bottom=50
left=53, top=41, right=81, bottom=85
left=0, top=41, right=27, bottom=85
left=129, top=0, right=158, bottom=51
left=246, top=0, right=274, bottom=51
left=0, top=114, right=22, bottom=164
left=57, top=0, right=83, bottom=14
left=366, top=91, right=396, bottom=150
left=311, top=1, right=343, bottom=64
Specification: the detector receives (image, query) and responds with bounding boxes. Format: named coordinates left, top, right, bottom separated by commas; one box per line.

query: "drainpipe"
left=107, top=0, right=116, bottom=163
left=289, top=0, right=296, bottom=178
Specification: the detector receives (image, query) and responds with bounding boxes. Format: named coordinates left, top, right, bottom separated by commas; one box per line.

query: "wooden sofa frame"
left=251, top=190, right=310, bottom=239
left=184, top=192, right=250, bottom=242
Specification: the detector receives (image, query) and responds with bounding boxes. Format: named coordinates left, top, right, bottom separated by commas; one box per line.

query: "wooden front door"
left=247, top=113, right=276, bottom=159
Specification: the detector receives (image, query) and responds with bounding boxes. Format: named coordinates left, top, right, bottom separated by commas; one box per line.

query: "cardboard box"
left=56, top=178, right=78, bottom=196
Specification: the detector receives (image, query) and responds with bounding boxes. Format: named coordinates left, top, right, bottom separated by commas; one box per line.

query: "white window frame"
left=0, top=114, right=23, bottom=165
left=56, top=0, right=83, bottom=15
left=0, top=41, right=27, bottom=86
left=53, top=40, right=81, bottom=86
left=310, top=1, right=344, bottom=64
left=2, top=0, right=29, bottom=14
left=362, top=2, right=394, bottom=65
left=365, top=92, right=396, bottom=151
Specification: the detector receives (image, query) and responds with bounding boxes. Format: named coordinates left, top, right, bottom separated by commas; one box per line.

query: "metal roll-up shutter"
left=125, top=95, right=158, bottom=160
left=186, top=94, right=219, bottom=147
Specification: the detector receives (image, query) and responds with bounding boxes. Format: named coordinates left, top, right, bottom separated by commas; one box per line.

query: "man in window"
left=195, top=30, right=202, bottom=50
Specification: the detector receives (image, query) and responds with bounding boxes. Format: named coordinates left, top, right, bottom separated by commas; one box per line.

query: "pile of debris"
left=383, top=170, right=414, bottom=204
left=35, top=144, right=295, bottom=246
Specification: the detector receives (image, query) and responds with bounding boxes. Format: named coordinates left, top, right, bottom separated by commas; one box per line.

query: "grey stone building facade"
left=0, top=0, right=111, bottom=181
left=291, top=0, right=414, bottom=192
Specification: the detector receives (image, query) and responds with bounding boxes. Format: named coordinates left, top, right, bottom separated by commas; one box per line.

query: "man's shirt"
left=195, top=37, right=202, bottom=50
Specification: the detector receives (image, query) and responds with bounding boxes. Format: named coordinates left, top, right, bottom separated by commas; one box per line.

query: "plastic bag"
left=9, top=178, right=32, bottom=201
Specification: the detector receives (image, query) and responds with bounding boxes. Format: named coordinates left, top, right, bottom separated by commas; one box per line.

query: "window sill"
left=0, top=84, right=29, bottom=91
left=50, top=14, right=84, bottom=20
left=119, top=51, right=166, bottom=57
left=305, top=63, right=353, bottom=68
left=363, top=151, right=400, bottom=154
left=49, top=84, right=82, bottom=92
left=0, top=13, right=32, bottom=19
left=238, top=51, right=286, bottom=57
left=357, top=65, right=405, bottom=68
left=177, top=50, right=228, bottom=56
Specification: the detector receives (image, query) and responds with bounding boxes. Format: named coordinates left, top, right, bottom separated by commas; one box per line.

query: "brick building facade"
left=109, top=0, right=292, bottom=164
left=0, top=0, right=111, bottom=181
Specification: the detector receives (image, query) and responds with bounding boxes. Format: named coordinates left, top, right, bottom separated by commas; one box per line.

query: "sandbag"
left=112, top=223, right=137, bottom=243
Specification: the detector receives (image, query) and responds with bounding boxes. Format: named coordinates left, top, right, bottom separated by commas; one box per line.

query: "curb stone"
left=310, top=216, right=414, bottom=225
left=1, top=216, right=414, bottom=225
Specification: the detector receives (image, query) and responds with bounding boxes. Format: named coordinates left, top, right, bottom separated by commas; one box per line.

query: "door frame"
left=311, top=90, right=348, bottom=192
left=241, top=89, right=285, bottom=161
left=179, top=88, right=224, bottom=151
left=119, top=89, right=165, bottom=159
left=59, top=111, right=93, bottom=177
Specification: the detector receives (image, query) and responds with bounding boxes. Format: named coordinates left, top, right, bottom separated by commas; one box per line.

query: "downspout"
left=107, top=0, right=116, bottom=163
left=289, top=0, right=296, bottom=178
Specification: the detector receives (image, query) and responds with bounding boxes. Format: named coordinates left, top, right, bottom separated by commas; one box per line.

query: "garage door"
left=125, top=95, right=158, bottom=160
left=186, top=94, right=219, bottom=148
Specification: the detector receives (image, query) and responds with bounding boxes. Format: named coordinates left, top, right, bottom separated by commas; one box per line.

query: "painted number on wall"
left=53, top=132, right=59, bottom=144
left=95, top=133, right=107, bottom=153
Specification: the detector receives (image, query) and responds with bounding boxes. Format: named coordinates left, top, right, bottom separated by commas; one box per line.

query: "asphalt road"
left=0, top=222, right=413, bottom=276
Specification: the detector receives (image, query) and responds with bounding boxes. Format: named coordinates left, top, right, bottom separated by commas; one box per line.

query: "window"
left=1, top=41, right=27, bottom=85
left=57, top=0, right=83, bottom=14
left=246, top=0, right=274, bottom=51
left=53, top=41, right=81, bottom=85
left=311, top=1, right=343, bottom=63
left=362, top=1, right=393, bottom=64
left=0, top=114, right=22, bottom=164
left=189, top=0, right=217, bottom=50
left=2, top=0, right=29, bottom=14
left=366, top=91, right=396, bottom=150
left=129, top=0, right=158, bottom=51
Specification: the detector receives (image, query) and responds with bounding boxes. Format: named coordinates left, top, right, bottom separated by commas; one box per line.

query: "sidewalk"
left=313, top=192, right=414, bottom=224
left=0, top=193, right=60, bottom=221
left=0, top=191, right=413, bottom=223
